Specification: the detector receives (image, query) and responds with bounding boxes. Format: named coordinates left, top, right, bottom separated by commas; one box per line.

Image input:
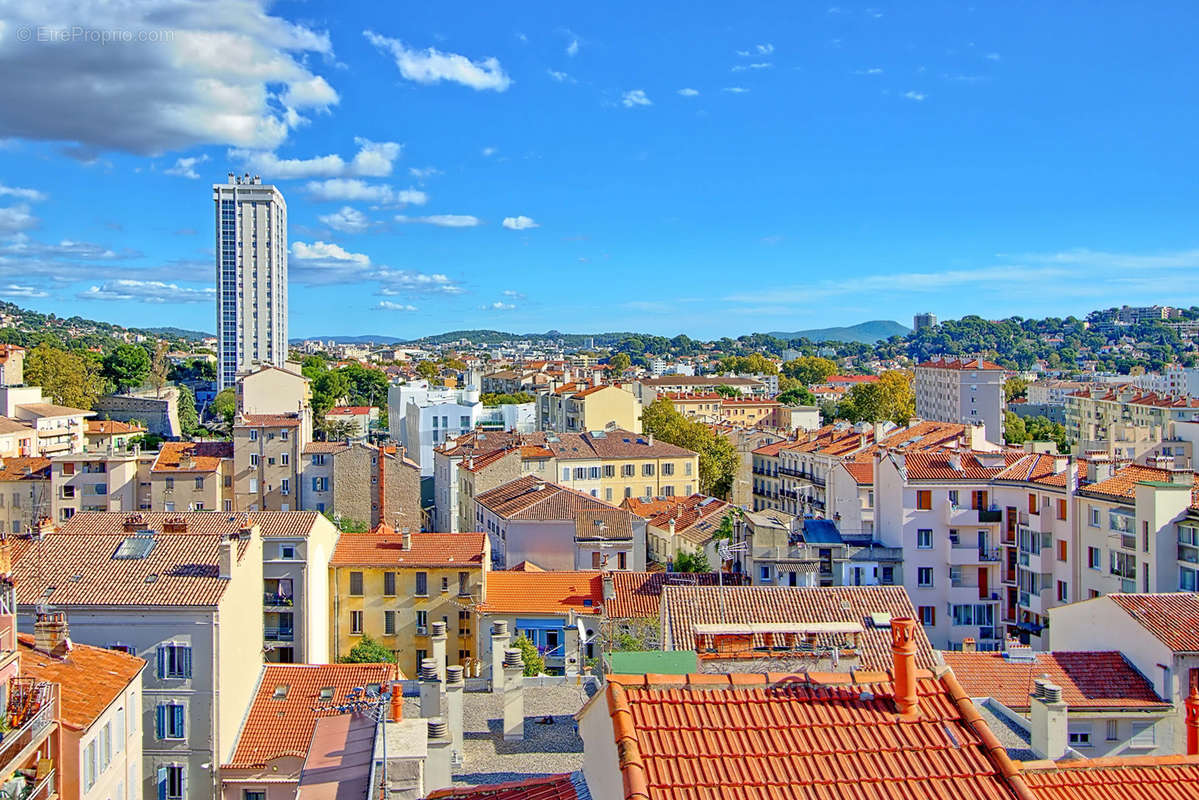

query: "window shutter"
left=173, top=704, right=185, bottom=738
left=156, top=705, right=165, bottom=739
left=157, top=768, right=167, bottom=800
left=157, top=646, right=166, bottom=678
left=181, top=646, right=192, bottom=677
left=181, top=767, right=188, bottom=800
left=1130, top=722, right=1155, bottom=747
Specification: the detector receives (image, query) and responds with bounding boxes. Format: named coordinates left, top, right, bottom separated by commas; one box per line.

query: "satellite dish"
left=576, top=618, right=587, bottom=643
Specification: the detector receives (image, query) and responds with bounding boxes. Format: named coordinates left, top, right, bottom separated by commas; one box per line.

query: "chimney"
left=890, top=617, right=919, bottom=716
left=123, top=513, right=146, bottom=533
left=490, top=621, right=510, bottom=693
left=1182, top=682, right=1199, bottom=756
left=960, top=637, right=976, bottom=653
left=445, top=665, right=465, bottom=760
left=1087, top=459, right=1114, bottom=484
left=33, top=611, right=71, bottom=657
left=602, top=572, right=615, bottom=601
left=502, top=649, right=525, bottom=742
left=162, top=515, right=188, bottom=534
left=218, top=535, right=234, bottom=579
left=424, top=717, right=453, bottom=795
left=418, top=658, right=441, bottom=718
left=1030, top=676, right=1068, bottom=760
left=401, top=527, right=412, bottom=550
left=647, top=433, right=654, bottom=447
left=430, top=621, right=448, bottom=682
left=948, top=452, right=962, bottom=472
left=389, top=680, right=404, bottom=723
left=377, top=445, right=388, bottom=527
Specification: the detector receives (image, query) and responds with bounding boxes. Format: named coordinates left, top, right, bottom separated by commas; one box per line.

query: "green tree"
left=1004, top=377, right=1029, bottom=403
left=323, top=510, right=370, bottom=533
left=608, top=352, right=631, bottom=372
left=416, top=361, right=439, bottom=381
left=339, top=635, right=397, bottom=663
left=481, top=392, right=534, bottom=406
left=640, top=398, right=738, bottom=497
left=323, top=419, right=358, bottom=442
left=341, top=363, right=389, bottom=406
left=777, top=386, right=816, bottom=406
left=673, top=550, right=711, bottom=573
left=149, top=340, right=170, bottom=397
left=838, top=371, right=914, bottom=425
left=102, top=344, right=151, bottom=392
left=782, top=356, right=838, bottom=386
left=177, top=385, right=200, bottom=436
left=311, top=369, right=350, bottom=420
left=511, top=634, right=546, bottom=676
left=442, top=357, right=467, bottom=371
left=713, top=384, right=739, bottom=398
left=211, top=387, right=236, bottom=424
left=24, top=344, right=106, bottom=408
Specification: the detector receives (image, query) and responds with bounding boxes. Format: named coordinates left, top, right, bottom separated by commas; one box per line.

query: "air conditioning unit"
left=416, top=626, right=428, bottom=636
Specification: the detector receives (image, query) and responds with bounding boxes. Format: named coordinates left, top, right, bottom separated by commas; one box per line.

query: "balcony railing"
left=27, top=768, right=55, bottom=800
left=0, top=683, right=55, bottom=775
left=263, top=592, right=294, bottom=607
left=264, top=626, right=294, bottom=642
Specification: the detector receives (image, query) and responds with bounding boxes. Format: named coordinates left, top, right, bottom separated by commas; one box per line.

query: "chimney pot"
left=33, top=611, right=71, bottom=657
left=960, top=637, right=976, bottom=653
left=389, top=681, right=404, bottom=723
left=890, top=617, right=919, bottom=716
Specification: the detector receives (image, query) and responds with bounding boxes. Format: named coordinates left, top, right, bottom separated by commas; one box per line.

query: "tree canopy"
left=836, top=371, right=915, bottom=425
left=102, top=344, right=151, bottom=392
left=781, top=356, right=838, bottom=386
left=673, top=550, right=711, bottom=573
left=511, top=634, right=546, bottom=676
left=338, top=635, right=397, bottom=663
left=24, top=344, right=106, bottom=409
left=641, top=398, right=738, bottom=497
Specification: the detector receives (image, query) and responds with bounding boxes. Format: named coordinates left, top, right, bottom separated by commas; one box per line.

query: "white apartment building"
left=1064, top=385, right=1199, bottom=444
left=387, top=381, right=482, bottom=477
left=215, top=174, right=288, bottom=390
left=914, top=358, right=1006, bottom=444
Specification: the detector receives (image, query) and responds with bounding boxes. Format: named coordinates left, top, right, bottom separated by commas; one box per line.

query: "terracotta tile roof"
left=605, top=571, right=728, bottom=619
left=1077, top=464, right=1196, bottom=502
left=237, top=413, right=302, bottom=428
left=330, top=530, right=485, bottom=568
left=901, top=450, right=1025, bottom=481
left=50, top=510, right=323, bottom=538
left=600, top=671, right=1018, bottom=800
left=18, top=634, right=145, bottom=731
left=151, top=441, right=232, bottom=473
left=917, top=357, right=1006, bottom=371
left=619, top=496, right=683, bottom=518
left=85, top=420, right=145, bottom=435
left=225, top=663, right=396, bottom=768
left=475, top=475, right=619, bottom=521
left=641, top=376, right=762, bottom=386
left=826, top=374, right=880, bottom=384
left=941, top=651, right=1168, bottom=711
left=477, top=571, right=603, bottom=615
left=303, top=442, right=349, bottom=454
left=15, top=402, right=94, bottom=419
left=436, top=430, right=522, bottom=458
left=568, top=384, right=611, bottom=398
left=574, top=509, right=633, bottom=541
left=520, top=444, right=555, bottom=459
left=0, top=457, right=50, bottom=482
left=426, top=774, right=585, bottom=800
left=751, top=439, right=792, bottom=456
left=843, top=460, right=874, bottom=485
left=459, top=448, right=519, bottom=473
left=632, top=494, right=733, bottom=547
left=1107, top=593, right=1199, bottom=652
left=1021, top=756, right=1199, bottom=799
left=661, top=585, right=936, bottom=671
left=577, top=429, right=695, bottom=459
left=663, top=392, right=722, bottom=401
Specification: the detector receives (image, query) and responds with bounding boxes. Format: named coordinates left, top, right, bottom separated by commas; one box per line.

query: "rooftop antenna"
left=716, top=540, right=747, bottom=625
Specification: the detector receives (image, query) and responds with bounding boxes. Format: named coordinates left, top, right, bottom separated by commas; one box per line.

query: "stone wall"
left=92, top=387, right=181, bottom=438
left=332, top=443, right=422, bottom=530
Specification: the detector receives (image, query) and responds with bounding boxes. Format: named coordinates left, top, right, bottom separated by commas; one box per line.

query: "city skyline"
left=1, top=2, right=1198, bottom=338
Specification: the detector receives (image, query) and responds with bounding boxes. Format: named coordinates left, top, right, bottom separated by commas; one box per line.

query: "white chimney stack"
left=490, top=621, right=510, bottom=693
left=218, top=535, right=234, bottom=579
left=418, top=659, right=441, bottom=718
left=502, top=648, right=525, bottom=742
left=1030, top=676, right=1068, bottom=760
left=424, top=717, right=453, bottom=794
left=445, top=665, right=465, bottom=762
left=430, top=621, right=448, bottom=683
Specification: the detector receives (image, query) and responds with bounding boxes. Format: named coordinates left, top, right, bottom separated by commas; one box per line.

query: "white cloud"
left=985, top=52, right=1001, bottom=61
left=3, top=284, right=47, bottom=298
left=290, top=239, right=463, bottom=293
left=756, top=43, right=774, bottom=55
left=722, top=87, right=750, bottom=94
left=396, top=214, right=481, bottom=227
left=0, top=204, right=37, bottom=234
left=408, top=166, right=442, bottom=180
left=484, top=301, right=515, bottom=310
left=621, top=89, right=652, bottom=108
left=304, top=179, right=426, bottom=205
left=501, top=289, right=525, bottom=299
left=0, top=184, right=47, bottom=202
left=374, top=269, right=464, bottom=294
left=501, top=216, right=538, bottom=230
left=230, top=138, right=402, bottom=180
left=853, top=68, right=884, bottom=76
left=376, top=300, right=417, bottom=311
left=78, top=279, right=215, bottom=304
left=566, top=38, right=579, bottom=57
left=547, top=69, right=574, bottom=83
left=732, top=62, right=772, bottom=72
left=164, top=155, right=210, bottom=179
left=903, top=91, right=927, bottom=101
left=364, top=30, right=511, bottom=91
left=0, top=0, right=338, bottom=156
left=677, top=88, right=700, bottom=97
left=482, top=147, right=498, bottom=157
left=319, top=206, right=370, bottom=234
left=292, top=240, right=371, bottom=267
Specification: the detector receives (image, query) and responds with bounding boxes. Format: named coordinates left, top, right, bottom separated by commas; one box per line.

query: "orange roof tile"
left=327, top=406, right=374, bottom=415
left=1107, top=593, right=1199, bottom=653
left=478, top=571, right=603, bottom=615
left=901, top=450, right=1025, bottom=481
left=843, top=460, right=874, bottom=485
left=18, top=634, right=145, bottom=731
left=330, top=531, right=486, bottom=568
left=629, top=494, right=733, bottom=546
left=476, top=475, right=621, bottom=521
left=942, top=651, right=1168, bottom=711
left=918, top=357, right=1006, bottom=371
left=1078, top=464, right=1195, bottom=502
left=225, top=663, right=396, bottom=768
left=50, top=510, right=324, bottom=538
left=237, top=413, right=302, bottom=428
left=1021, top=756, right=1199, bottom=799
left=152, top=441, right=232, bottom=473
left=85, top=420, right=145, bottom=435
left=426, top=775, right=584, bottom=800
left=605, top=571, right=730, bottom=619
left=0, top=456, right=50, bottom=482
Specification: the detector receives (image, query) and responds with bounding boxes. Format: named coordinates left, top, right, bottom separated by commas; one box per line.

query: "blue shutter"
left=181, top=647, right=192, bottom=677
left=156, top=767, right=166, bottom=800
left=173, top=704, right=184, bottom=738
left=156, top=646, right=166, bottom=678
left=180, top=766, right=187, bottom=800
left=155, top=705, right=165, bottom=739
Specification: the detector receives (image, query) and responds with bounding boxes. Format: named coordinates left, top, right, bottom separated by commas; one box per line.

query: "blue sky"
left=1, top=1, right=1198, bottom=339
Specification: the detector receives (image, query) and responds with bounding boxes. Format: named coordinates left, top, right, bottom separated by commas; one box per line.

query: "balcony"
left=977, top=507, right=1003, bottom=524
left=0, top=681, right=56, bottom=776
left=263, top=592, right=294, bottom=607
left=26, top=768, right=55, bottom=800
left=949, top=545, right=1002, bottom=566
left=264, top=626, right=294, bottom=642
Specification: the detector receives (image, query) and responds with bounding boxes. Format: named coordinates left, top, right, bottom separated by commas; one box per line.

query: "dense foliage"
left=641, top=398, right=739, bottom=498
left=338, top=635, right=397, bottom=664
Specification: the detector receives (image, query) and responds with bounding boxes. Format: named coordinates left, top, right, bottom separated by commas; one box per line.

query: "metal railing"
left=264, top=626, right=294, bottom=641
left=263, top=592, right=294, bottom=606
left=26, top=768, right=54, bottom=800
left=0, top=683, right=55, bottom=774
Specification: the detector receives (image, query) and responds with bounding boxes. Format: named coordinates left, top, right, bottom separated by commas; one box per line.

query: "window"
left=663, top=463, right=675, bottom=476
left=642, top=463, right=655, bottom=476
left=280, top=479, right=289, bottom=495
left=157, top=644, right=192, bottom=678
left=618, top=551, right=627, bottom=569
left=573, top=467, right=586, bottom=480
left=971, top=490, right=988, bottom=510
left=950, top=604, right=994, bottom=627
left=63, top=463, right=75, bottom=476
left=165, top=477, right=175, bottom=490
left=280, top=453, right=289, bottom=466
left=1057, top=540, right=1067, bottom=561
left=916, top=490, right=932, bottom=510
left=159, top=765, right=185, bottom=800
left=948, top=490, right=959, bottom=506
left=1057, top=498, right=1067, bottom=521
left=622, top=464, right=635, bottom=477
left=156, top=703, right=185, bottom=739
left=917, top=567, right=934, bottom=587
left=1106, top=720, right=1119, bottom=741
left=881, top=566, right=894, bottom=584
left=685, top=461, right=693, bottom=476
left=605, top=487, right=613, bottom=501
left=312, top=476, right=328, bottom=492
left=1088, top=546, right=1101, bottom=570
left=383, top=572, right=396, bottom=596
left=916, top=529, right=932, bottom=549
left=311, top=454, right=326, bottom=466
left=250, top=453, right=259, bottom=467
left=62, top=485, right=76, bottom=499
left=249, top=429, right=258, bottom=441
left=383, top=611, right=396, bottom=636
left=592, top=551, right=602, bottom=568
left=1182, top=566, right=1198, bottom=592
left=1069, top=729, right=1092, bottom=747
left=918, top=606, right=935, bottom=626
left=245, top=792, right=266, bottom=800
left=1028, top=493, right=1038, bottom=514
left=281, top=430, right=289, bottom=441
left=1057, top=580, right=1068, bottom=602
left=588, top=467, right=601, bottom=480
left=416, top=611, right=428, bottom=630
left=349, top=572, right=363, bottom=595
left=350, top=610, right=363, bottom=635
left=281, top=545, right=296, bottom=560
left=1089, top=507, right=1100, bottom=527
left=441, top=575, right=449, bottom=593
left=458, top=571, right=469, bottom=596
left=415, top=572, right=428, bottom=596
left=561, top=468, right=570, bottom=481
left=603, top=464, right=615, bottom=478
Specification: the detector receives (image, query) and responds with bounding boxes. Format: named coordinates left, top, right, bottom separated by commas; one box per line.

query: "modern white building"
left=387, top=381, right=482, bottom=476
left=914, top=357, right=1006, bottom=445
left=214, top=173, right=288, bottom=390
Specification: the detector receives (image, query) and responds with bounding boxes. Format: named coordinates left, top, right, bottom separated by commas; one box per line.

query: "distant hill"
left=290, top=335, right=409, bottom=345
left=144, top=326, right=212, bottom=340
left=765, top=320, right=910, bottom=344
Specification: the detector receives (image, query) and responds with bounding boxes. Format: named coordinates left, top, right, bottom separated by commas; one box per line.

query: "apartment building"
left=473, top=476, right=646, bottom=571
left=83, top=420, right=145, bottom=452
left=0, top=417, right=36, bottom=459
left=150, top=442, right=233, bottom=513
left=52, top=450, right=153, bottom=520
left=622, top=493, right=735, bottom=566
left=914, top=358, right=1006, bottom=444
left=0, top=457, right=50, bottom=535
left=537, top=383, right=641, bottom=434
left=433, top=430, right=523, bottom=532
left=19, top=616, right=146, bottom=800
left=455, top=448, right=522, bottom=535
left=387, top=382, right=481, bottom=477
left=255, top=510, right=338, bottom=665
left=233, top=414, right=305, bottom=511
left=873, top=448, right=1024, bottom=650
left=634, top=375, right=765, bottom=405
left=324, top=405, right=378, bottom=439
left=329, top=528, right=487, bottom=678
left=301, top=441, right=421, bottom=530
left=1064, top=385, right=1199, bottom=444
left=0, top=346, right=93, bottom=457
left=11, top=512, right=267, bottom=800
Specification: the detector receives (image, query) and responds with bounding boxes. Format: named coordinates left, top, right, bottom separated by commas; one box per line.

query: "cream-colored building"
left=150, top=441, right=233, bottom=513
left=52, top=450, right=154, bottom=521
left=83, top=420, right=146, bottom=453
left=0, top=456, right=50, bottom=535
left=537, top=383, right=641, bottom=434
left=258, top=510, right=338, bottom=665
